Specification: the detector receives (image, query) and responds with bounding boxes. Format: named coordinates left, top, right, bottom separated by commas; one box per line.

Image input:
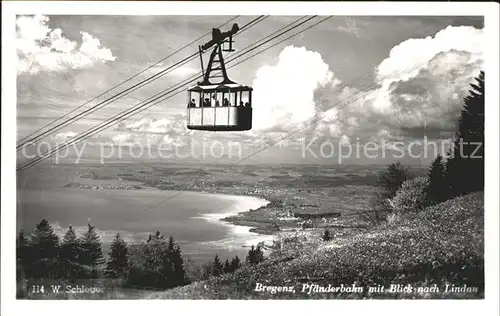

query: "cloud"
left=371, top=26, right=483, bottom=137
left=16, top=15, right=116, bottom=75
left=338, top=17, right=363, bottom=38
left=112, top=116, right=191, bottom=146
left=251, top=46, right=337, bottom=131
left=376, top=25, right=482, bottom=85
left=52, top=131, right=78, bottom=144
left=313, top=25, right=484, bottom=143
left=170, top=65, right=199, bottom=77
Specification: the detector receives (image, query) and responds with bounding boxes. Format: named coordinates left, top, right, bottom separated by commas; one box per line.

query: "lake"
left=16, top=165, right=273, bottom=263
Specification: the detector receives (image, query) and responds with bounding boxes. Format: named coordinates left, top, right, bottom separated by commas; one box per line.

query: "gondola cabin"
left=187, top=84, right=252, bottom=131
left=185, top=23, right=253, bottom=132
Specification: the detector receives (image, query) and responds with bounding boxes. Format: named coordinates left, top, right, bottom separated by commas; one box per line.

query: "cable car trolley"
left=186, top=23, right=253, bottom=131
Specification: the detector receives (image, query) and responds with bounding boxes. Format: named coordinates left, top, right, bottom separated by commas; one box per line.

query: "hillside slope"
left=150, top=192, right=484, bottom=299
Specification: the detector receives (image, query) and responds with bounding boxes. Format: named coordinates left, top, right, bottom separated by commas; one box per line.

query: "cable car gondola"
left=186, top=23, right=253, bottom=132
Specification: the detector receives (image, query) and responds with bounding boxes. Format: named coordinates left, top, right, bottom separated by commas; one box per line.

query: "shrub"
left=301, top=220, right=315, bottom=229
left=360, top=162, right=414, bottom=226
left=386, top=212, right=401, bottom=224
left=322, top=229, right=332, bottom=242
left=183, top=257, right=210, bottom=283
left=389, top=177, right=429, bottom=213
left=360, top=190, right=392, bottom=226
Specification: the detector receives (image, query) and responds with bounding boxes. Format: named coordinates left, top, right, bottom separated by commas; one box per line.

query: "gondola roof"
left=188, top=83, right=253, bottom=93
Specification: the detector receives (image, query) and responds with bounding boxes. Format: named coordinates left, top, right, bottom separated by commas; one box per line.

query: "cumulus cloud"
left=112, top=116, right=191, bottom=146
left=251, top=46, right=337, bottom=131
left=371, top=26, right=482, bottom=137
left=376, top=26, right=482, bottom=85
left=16, top=15, right=116, bottom=75
left=313, top=25, right=484, bottom=143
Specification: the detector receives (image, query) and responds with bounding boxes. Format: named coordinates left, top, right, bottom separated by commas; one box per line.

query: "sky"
left=16, top=15, right=484, bottom=165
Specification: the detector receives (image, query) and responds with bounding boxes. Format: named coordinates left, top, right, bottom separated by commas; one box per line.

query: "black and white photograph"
left=1, top=1, right=499, bottom=315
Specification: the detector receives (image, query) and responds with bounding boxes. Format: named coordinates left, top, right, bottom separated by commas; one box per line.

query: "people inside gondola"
left=188, top=99, right=196, bottom=108
left=203, top=98, right=210, bottom=107
left=244, top=102, right=250, bottom=107
left=223, top=98, right=230, bottom=107
left=239, top=101, right=244, bottom=107
left=212, top=95, right=220, bottom=107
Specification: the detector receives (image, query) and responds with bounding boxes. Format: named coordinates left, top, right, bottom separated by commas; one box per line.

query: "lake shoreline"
left=67, top=175, right=285, bottom=237
left=63, top=179, right=280, bottom=252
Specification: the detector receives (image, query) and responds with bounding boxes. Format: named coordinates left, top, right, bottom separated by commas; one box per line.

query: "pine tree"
left=31, top=219, right=60, bottom=259
left=246, top=245, right=256, bottom=265
left=161, top=235, right=185, bottom=288
left=212, top=254, right=223, bottom=276
left=171, top=243, right=186, bottom=286
left=144, top=231, right=168, bottom=287
left=30, top=219, right=60, bottom=278
left=138, top=231, right=168, bottom=287
left=79, top=223, right=105, bottom=278
left=104, top=233, right=129, bottom=278
left=445, top=71, right=485, bottom=197
left=223, top=258, right=231, bottom=274
left=230, top=256, right=241, bottom=272
left=17, top=231, right=31, bottom=278
left=425, top=155, right=446, bottom=204
left=60, top=225, right=81, bottom=279
left=254, top=245, right=264, bottom=264
left=246, top=245, right=265, bottom=265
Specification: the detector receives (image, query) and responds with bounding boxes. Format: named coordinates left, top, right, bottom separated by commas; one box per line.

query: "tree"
left=246, top=245, right=264, bottom=265
left=223, top=258, right=231, bottom=274
left=425, top=155, right=446, bottom=204
left=171, top=244, right=186, bottom=286
left=389, top=177, right=429, bottom=213
left=230, top=256, right=241, bottom=272
left=362, top=162, right=414, bottom=226
left=162, top=235, right=185, bottom=288
left=104, top=233, right=129, bottom=278
left=322, top=229, right=332, bottom=242
left=17, top=231, right=31, bottom=278
left=30, top=219, right=60, bottom=278
left=445, top=71, right=485, bottom=197
left=60, top=225, right=81, bottom=279
left=79, top=223, right=105, bottom=278
left=133, top=232, right=186, bottom=289
left=361, top=191, right=391, bottom=226
left=377, top=162, right=414, bottom=199
left=201, top=262, right=213, bottom=279
left=147, top=231, right=166, bottom=244
left=212, top=255, right=224, bottom=276
left=143, top=231, right=168, bottom=286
